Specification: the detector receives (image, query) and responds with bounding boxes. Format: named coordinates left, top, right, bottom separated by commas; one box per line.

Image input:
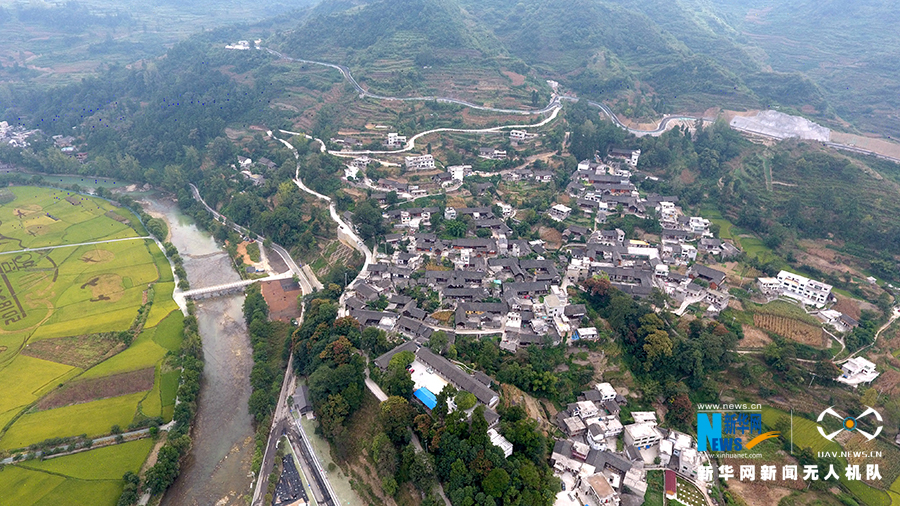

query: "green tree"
left=381, top=396, right=414, bottom=445
left=482, top=468, right=510, bottom=498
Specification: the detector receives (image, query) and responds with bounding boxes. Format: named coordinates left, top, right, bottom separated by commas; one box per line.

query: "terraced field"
left=0, top=187, right=183, bottom=505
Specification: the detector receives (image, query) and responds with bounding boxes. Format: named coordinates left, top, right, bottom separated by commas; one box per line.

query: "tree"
left=643, top=330, right=673, bottom=370
left=409, top=451, right=436, bottom=490
left=381, top=396, right=414, bottom=445
left=429, top=330, right=448, bottom=354
left=667, top=393, right=693, bottom=427
left=445, top=219, right=468, bottom=238
left=482, top=468, right=510, bottom=498
left=454, top=391, right=476, bottom=410
left=389, top=350, right=415, bottom=371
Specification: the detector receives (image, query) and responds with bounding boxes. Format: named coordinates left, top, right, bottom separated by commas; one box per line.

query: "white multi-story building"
left=548, top=204, right=572, bottom=222
left=688, top=216, right=711, bottom=234
left=624, top=422, right=662, bottom=450
left=509, top=130, right=529, bottom=141
left=448, top=164, right=471, bottom=181
left=405, top=154, right=435, bottom=171
left=776, top=270, right=832, bottom=307
left=386, top=133, right=407, bottom=148
left=595, top=382, right=617, bottom=401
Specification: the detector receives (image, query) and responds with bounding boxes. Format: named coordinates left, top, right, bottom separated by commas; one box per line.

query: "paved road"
left=264, top=48, right=709, bottom=138
left=187, top=183, right=322, bottom=294
left=0, top=235, right=153, bottom=256
left=273, top=136, right=375, bottom=273
left=265, top=48, right=559, bottom=116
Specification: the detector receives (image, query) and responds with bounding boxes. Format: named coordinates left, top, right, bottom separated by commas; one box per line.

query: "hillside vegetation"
left=274, top=0, right=833, bottom=121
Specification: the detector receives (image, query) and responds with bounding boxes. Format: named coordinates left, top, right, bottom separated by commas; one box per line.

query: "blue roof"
left=414, top=387, right=437, bottom=410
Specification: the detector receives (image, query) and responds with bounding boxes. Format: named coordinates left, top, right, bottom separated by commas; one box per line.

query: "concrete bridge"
left=180, top=271, right=294, bottom=300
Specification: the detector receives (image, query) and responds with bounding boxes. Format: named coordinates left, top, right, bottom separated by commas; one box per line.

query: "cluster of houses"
left=235, top=155, right=278, bottom=186
left=342, top=237, right=592, bottom=352
left=551, top=382, right=707, bottom=506
left=373, top=339, right=513, bottom=457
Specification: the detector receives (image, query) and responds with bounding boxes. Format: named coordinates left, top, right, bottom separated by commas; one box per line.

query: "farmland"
left=0, top=187, right=183, bottom=505
left=752, top=313, right=824, bottom=347
left=762, top=407, right=893, bottom=506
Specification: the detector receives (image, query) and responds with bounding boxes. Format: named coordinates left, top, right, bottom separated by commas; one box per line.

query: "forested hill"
left=274, top=0, right=830, bottom=119
left=279, top=0, right=504, bottom=65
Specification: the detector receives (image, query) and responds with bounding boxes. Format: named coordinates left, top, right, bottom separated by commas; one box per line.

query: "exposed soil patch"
left=36, top=368, right=154, bottom=411
left=235, top=241, right=253, bottom=266
left=740, top=324, right=772, bottom=348
left=260, top=278, right=302, bottom=323
left=832, top=295, right=862, bottom=321
left=21, top=334, right=124, bottom=369
left=65, top=196, right=82, bottom=206
left=501, top=383, right=555, bottom=433
left=539, top=226, right=562, bottom=250
left=81, top=249, right=115, bottom=263
left=80, top=273, right=124, bottom=302
left=104, top=210, right=130, bottom=225
left=501, top=70, right=526, bottom=86
left=726, top=478, right=795, bottom=506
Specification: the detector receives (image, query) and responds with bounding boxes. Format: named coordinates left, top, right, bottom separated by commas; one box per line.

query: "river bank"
left=139, top=195, right=256, bottom=506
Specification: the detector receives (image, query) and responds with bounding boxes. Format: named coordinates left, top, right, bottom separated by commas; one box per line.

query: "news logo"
left=697, top=408, right=779, bottom=452
left=816, top=406, right=883, bottom=442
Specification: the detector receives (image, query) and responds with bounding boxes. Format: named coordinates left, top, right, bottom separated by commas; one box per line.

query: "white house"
left=405, top=154, right=435, bottom=171
left=445, top=207, right=457, bottom=220
left=509, top=130, right=529, bottom=142
left=386, top=133, right=407, bottom=148
left=582, top=474, right=620, bottom=506
left=838, top=357, right=879, bottom=386
left=488, top=428, right=513, bottom=458
left=757, top=277, right=782, bottom=295
left=573, top=327, right=598, bottom=342
left=624, top=422, right=662, bottom=450
left=344, top=165, right=359, bottom=179
left=595, top=382, right=617, bottom=401
left=688, top=216, right=711, bottom=235
left=448, top=164, right=471, bottom=181
left=776, top=270, right=832, bottom=307
left=548, top=204, right=572, bottom=222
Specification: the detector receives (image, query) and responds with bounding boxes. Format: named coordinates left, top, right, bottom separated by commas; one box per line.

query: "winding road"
left=264, top=47, right=702, bottom=138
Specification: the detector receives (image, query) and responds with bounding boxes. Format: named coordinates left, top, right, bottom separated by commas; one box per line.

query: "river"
left=142, top=195, right=256, bottom=506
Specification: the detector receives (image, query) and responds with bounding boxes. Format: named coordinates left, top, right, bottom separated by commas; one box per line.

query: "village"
left=328, top=130, right=882, bottom=506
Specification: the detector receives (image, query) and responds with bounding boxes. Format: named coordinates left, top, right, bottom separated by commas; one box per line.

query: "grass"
left=0, top=355, right=74, bottom=415
left=159, top=370, right=180, bottom=416
left=645, top=470, right=664, bottom=506
left=739, top=236, right=775, bottom=261
left=20, top=438, right=154, bottom=480
left=700, top=207, right=736, bottom=243
left=0, top=187, right=140, bottom=252
left=0, top=176, right=182, bottom=500
left=151, top=246, right=175, bottom=284
left=0, top=466, right=67, bottom=505
left=145, top=283, right=179, bottom=327
left=151, top=310, right=184, bottom=352
left=138, top=367, right=163, bottom=419
left=32, top=479, right=124, bottom=506
left=0, top=392, right=144, bottom=450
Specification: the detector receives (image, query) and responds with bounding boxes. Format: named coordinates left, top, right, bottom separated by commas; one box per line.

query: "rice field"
left=0, top=187, right=183, bottom=504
